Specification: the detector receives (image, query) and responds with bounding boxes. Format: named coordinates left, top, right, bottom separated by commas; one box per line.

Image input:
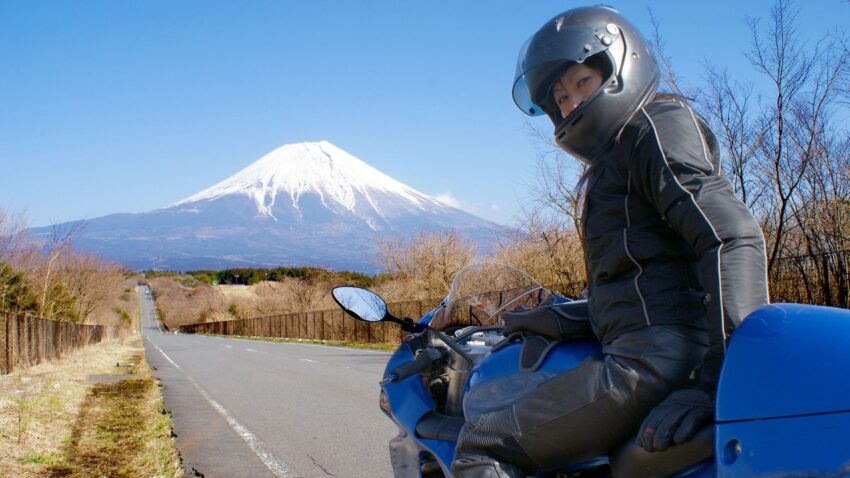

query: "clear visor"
left=512, top=23, right=618, bottom=116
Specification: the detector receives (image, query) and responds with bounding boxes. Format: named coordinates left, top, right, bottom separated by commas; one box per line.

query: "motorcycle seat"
left=608, top=425, right=714, bottom=478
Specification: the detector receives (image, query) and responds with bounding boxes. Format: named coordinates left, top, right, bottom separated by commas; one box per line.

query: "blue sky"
left=0, top=1, right=841, bottom=227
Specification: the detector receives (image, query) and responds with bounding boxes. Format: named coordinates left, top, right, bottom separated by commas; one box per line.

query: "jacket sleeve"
left=627, top=104, right=769, bottom=394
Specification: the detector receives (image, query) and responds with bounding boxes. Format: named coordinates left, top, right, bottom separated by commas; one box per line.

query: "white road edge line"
left=145, top=337, right=296, bottom=478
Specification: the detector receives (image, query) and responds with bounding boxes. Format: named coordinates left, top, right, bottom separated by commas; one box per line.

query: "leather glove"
left=636, top=388, right=714, bottom=452
left=502, top=301, right=593, bottom=341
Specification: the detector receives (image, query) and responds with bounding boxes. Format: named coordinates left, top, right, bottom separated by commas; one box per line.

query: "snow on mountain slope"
left=171, top=141, right=453, bottom=227
left=31, top=141, right=508, bottom=272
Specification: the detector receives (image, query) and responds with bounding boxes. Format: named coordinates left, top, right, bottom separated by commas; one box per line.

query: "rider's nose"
left=560, top=102, right=579, bottom=119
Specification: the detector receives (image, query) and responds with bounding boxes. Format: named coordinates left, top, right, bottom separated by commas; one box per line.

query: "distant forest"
left=146, top=266, right=375, bottom=288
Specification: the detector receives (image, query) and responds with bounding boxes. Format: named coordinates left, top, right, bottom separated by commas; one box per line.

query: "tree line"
left=0, top=210, right=138, bottom=331
left=169, top=266, right=373, bottom=288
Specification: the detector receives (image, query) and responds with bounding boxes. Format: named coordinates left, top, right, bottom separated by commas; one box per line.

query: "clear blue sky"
left=0, top=1, right=841, bottom=227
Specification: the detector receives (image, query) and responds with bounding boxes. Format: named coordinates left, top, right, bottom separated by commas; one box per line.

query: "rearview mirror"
left=331, top=286, right=388, bottom=323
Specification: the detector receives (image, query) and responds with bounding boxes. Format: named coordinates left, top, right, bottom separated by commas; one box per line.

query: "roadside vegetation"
left=148, top=227, right=587, bottom=330
left=0, top=210, right=139, bottom=333
left=0, top=336, right=181, bottom=478
left=1, top=209, right=181, bottom=476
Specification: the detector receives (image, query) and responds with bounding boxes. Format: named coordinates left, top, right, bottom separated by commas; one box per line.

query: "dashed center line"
left=246, top=348, right=258, bottom=353
left=299, top=359, right=318, bottom=364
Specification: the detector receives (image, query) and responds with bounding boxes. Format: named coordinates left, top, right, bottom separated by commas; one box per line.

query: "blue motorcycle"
left=332, top=263, right=850, bottom=477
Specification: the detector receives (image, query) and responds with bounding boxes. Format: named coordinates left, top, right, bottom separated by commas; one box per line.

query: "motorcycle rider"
left=452, top=6, right=769, bottom=477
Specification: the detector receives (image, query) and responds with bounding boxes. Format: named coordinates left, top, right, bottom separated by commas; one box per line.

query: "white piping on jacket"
left=684, top=106, right=715, bottom=173
left=641, top=106, right=728, bottom=351
left=624, top=170, right=652, bottom=326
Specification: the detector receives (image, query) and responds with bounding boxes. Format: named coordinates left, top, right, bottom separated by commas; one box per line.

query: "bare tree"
left=688, top=0, right=849, bottom=304
left=646, top=7, right=697, bottom=99
left=743, top=0, right=830, bottom=274
left=0, top=209, right=30, bottom=265
left=376, top=230, right=476, bottom=299
left=60, top=253, right=125, bottom=321
left=525, top=122, right=588, bottom=237
left=282, top=276, right=321, bottom=313
left=701, top=65, right=770, bottom=211
left=37, top=222, right=85, bottom=319
left=495, top=210, right=586, bottom=297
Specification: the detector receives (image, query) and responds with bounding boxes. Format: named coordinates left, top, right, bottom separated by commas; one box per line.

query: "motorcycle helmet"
left=512, top=5, right=660, bottom=162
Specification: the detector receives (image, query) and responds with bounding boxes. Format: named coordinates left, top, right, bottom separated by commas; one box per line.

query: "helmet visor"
left=512, top=23, right=617, bottom=116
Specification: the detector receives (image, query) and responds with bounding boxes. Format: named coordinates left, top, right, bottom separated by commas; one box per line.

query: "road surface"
left=139, top=286, right=399, bottom=477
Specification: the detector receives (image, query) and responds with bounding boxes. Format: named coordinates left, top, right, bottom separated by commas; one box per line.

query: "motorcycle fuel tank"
left=463, top=339, right=602, bottom=421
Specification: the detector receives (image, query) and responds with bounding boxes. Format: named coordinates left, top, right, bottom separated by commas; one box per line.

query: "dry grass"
left=150, top=277, right=338, bottom=328
left=0, top=336, right=181, bottom=478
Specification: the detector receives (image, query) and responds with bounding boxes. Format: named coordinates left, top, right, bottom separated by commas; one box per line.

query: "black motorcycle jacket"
left=582, top=97, right=770, bottom=392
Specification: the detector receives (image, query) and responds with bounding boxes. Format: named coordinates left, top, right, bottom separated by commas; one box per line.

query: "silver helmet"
left=513, top=5, right=660, bottom=162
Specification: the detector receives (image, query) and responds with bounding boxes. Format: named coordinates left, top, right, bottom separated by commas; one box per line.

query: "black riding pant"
left=452, top=325, right=708, bottom=477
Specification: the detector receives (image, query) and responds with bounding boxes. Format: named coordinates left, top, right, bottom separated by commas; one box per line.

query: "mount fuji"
left=31, top=141, right=508, bottom=272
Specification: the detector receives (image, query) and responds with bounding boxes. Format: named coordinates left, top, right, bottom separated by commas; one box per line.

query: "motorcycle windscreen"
left=429, top=263, right=553, bottom=331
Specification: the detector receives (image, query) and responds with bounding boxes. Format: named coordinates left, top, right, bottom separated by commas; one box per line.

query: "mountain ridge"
left=30, top=141, right=508, bottom=272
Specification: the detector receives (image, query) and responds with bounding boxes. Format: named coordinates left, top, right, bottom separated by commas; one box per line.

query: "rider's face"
left=551, top=63, right=604, bottom=119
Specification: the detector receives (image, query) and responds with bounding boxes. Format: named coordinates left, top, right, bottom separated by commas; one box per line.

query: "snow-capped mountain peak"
left=172, top=141, right=449, bottom=223
left=32, top=140, right=507, bottom=272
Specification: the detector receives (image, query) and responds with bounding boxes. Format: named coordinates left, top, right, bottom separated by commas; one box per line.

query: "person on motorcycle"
left=452, top=5, right=770, bottom=477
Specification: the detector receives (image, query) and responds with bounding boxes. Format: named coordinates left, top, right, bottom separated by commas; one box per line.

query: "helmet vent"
left=568, top=113, right=584, bottom=127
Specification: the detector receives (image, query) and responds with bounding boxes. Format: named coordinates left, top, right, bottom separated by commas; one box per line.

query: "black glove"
left=502, top=301, right=593, bottom=341
left=636, top=388, right=714, bottom=452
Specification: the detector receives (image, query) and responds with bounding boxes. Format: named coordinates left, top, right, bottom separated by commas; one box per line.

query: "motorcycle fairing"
left=384, top=306, right=459, bottom=475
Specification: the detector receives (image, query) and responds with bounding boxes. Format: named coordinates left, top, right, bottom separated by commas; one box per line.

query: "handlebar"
left=383, top=347, right=444, bottom=384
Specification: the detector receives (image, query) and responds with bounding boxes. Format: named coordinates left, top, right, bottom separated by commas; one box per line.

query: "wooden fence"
left=178, top=288, right=546, bottom=344
left=179, top=298, right=442, bottom=345
left=1, top=312, right=104, bottom=374
left=178, top=256, right=849, bottom=345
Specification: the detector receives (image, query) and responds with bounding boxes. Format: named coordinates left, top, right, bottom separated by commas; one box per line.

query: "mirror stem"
left=384, top=313, right=426, bottom=333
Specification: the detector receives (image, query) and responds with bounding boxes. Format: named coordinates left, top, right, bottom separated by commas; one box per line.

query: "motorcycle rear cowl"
left=715, top=303, right=850, bottom=476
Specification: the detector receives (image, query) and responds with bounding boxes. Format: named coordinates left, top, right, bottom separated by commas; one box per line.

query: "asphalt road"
left=139, top=286, right=398, bottom=478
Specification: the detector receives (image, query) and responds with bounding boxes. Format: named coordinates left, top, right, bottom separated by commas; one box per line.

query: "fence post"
left=0, top=314, right=7, bottom=374
left=35, top=319, right=41, bottom=364
left=23, top=316, right=32, bottom=367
